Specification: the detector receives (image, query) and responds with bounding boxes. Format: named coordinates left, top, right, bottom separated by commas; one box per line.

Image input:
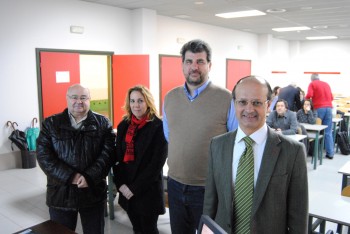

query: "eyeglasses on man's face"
left=235, top=99, right=268, bottom=107
left=67, top=95, right=90, bottom=102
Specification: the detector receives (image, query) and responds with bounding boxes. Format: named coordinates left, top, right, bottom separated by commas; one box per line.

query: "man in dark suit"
left=203, top=76, right=308, bottom=234
left=278, top=84, right=302, bottom=112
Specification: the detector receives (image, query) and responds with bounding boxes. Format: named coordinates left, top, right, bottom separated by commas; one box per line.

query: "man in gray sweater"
left=162, top=39, right=238, bottom=234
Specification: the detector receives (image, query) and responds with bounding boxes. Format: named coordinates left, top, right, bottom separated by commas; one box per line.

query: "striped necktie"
left=234, top=136, right=254, bottom=234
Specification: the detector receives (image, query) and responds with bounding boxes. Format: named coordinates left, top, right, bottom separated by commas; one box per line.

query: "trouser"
left=49, top=202, right=105, bottom=234
left=127, top=209, right=159, bottom=234
left=167, top=177, right=205, bottom=234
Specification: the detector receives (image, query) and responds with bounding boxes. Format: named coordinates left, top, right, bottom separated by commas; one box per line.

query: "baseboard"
left=0, top=151, right=22, bottom=171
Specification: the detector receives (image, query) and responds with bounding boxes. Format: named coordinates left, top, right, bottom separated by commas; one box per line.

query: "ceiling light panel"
left=215, top=10, right=266, bottom=19
left=272, top=26, right=311, bottom=32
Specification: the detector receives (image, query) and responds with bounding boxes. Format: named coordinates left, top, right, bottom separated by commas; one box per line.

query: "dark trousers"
left=167, top=177, right=205, bottom=234
left=127, top=209, right=159, bottom=234
left=49, top=203, right=105, bottom=234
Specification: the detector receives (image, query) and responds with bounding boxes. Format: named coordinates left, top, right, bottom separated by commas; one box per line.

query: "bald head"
left=66, top=84, right=91, bottom=120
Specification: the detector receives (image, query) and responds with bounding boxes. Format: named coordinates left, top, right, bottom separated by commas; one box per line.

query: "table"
left=300, top=123, right=328, bottom=170
left=338, top=161, right=350, bottom=193
left=286, top=134, right=307, bottom=142
left=309, top=191, right=350, bottom=234
left=13, top=220, right=77, bottom=234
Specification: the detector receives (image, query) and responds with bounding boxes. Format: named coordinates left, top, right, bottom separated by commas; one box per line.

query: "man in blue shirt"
left=162, top=39, right=238, bottom=234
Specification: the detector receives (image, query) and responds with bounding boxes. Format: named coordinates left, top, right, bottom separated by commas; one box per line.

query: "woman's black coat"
left=113, top=116, right=168, bottom=215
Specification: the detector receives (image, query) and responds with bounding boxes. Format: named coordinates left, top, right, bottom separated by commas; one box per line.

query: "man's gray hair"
left=311, top=73, right=319, bottom=81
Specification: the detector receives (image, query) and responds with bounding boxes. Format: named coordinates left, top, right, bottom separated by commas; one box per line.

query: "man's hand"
left=119, top=184, right=134, bottom=200
left=72, top=173, right=88, bottom=188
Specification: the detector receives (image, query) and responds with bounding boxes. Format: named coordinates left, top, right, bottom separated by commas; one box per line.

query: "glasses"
left=235, top=99, right=268, bottom=107
left=67, top=95, right=90, bottom=102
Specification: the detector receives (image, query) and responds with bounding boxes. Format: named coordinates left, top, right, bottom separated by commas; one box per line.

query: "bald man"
left=37, top=84, right=116, bottom=234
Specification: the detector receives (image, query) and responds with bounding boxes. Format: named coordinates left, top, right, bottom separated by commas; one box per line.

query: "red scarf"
left=124, top=115, right=148, bottom=163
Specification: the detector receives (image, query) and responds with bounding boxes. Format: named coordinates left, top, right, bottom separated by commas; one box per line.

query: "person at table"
left=36, top=84, right=116, bottom=234
left=266, top=99, right=299, bottom=135
left=297, top=99, right=317, bottom=124
left=203, top=76, right=308, bottom=234
left=305, top=73, right=334, bottom=159
left=113, top=85, right=168, bottom=234
left=297, top=99, right=318, bottom=155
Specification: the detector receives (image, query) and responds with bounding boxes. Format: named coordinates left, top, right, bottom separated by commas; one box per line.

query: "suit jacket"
left=203, top=128, right=308, bottom=234
left=113, top=116, right=168, bottom=215
left=279, top=85, right=302, bottom=112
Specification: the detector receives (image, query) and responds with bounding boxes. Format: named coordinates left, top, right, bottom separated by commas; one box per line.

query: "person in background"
left=299, top=87, right=305, bottom=102
left=162, top=39, right=238, bottom=234
left=36, top=84, right=116, bottom=234
left=203, top=76, right=308, bottom=234
left=113, top=85, right=168, bottom=234
left=297, top=99, right=318, bottom=155
left=266, top=99, right=299, bottom=135
left=305, top=73, right=334, bottom=159
left=297, top=99, right=317, bottom=124
left=278, top=83, right=302, bottom=112
left=268, top=86, right=280, bottom=112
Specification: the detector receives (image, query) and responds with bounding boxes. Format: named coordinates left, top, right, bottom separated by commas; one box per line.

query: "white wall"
left=1, top=0, right=350, bottom=166
left=0, top=0, right=133, bottom=154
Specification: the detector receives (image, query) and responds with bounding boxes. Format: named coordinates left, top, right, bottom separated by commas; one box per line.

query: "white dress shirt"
left=232, top=124, right=268, bottom=187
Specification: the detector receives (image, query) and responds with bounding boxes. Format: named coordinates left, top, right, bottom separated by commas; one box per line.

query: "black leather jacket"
left=37, top=109, right=116, bottom=210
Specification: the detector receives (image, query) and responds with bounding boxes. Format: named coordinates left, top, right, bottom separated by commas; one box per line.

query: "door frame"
left=35, top=48, right=114, bottom=123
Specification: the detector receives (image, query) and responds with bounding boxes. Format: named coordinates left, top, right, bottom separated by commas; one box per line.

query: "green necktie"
left=234, top=136, right=254, bottom=234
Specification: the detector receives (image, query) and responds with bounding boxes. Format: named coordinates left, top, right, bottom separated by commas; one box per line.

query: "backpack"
left=337, top=131, right=350, bottom=155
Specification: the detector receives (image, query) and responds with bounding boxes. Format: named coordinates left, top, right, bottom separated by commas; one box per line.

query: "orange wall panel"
left=40, top=52, right=80, bottom=119
left=112, top=55, right=149, bottom=126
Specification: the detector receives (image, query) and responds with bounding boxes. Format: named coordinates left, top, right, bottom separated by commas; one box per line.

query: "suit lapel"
left=221, top=132, right=237, bottom=213
left=251, top=129, right=282, bottom=217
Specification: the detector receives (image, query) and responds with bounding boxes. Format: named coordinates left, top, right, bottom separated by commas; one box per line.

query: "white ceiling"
left=77, top=0, right=350, bottom=41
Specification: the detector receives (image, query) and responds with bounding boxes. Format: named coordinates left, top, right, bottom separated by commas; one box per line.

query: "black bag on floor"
left=337, top=131, right=350, bottom=155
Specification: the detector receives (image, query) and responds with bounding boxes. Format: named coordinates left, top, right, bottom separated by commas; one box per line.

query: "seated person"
left=297, top=99, right=317, bottom=124
left=266, top=99, right=298, bottom=135
left=297, top=99, right=318, bottom=156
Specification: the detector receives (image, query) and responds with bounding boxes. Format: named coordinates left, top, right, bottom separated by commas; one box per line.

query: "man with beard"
left=163, top=39, right=238, bottom=234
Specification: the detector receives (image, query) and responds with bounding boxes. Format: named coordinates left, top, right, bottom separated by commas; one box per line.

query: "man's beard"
left=185, top=72, right=204, bottom=86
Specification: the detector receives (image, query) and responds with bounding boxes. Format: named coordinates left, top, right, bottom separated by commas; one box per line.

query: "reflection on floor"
left=1, top=151, right=349, bottom=233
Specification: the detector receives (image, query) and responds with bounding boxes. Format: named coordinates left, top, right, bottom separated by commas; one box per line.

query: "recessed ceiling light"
left=313, top=25, right=328, bottom=29
left=272, top=26, right=310, bottom=32
left=194, top=1, right=204, bottom=4
left=175, top=14, right=191, bottom=19
left=266, top=8, right=286, bottom=13
left=215, top=10, right=266, bottom=19
left=306, top=36, right=338, bottom=40
left=301, top=6, right=313, bottom=10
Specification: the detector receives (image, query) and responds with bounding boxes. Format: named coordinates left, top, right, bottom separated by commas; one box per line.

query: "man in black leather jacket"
left=37, top=84, right=116, bottom=234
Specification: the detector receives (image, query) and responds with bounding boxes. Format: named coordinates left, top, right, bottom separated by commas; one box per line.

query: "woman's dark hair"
left=302, top=99, right=314, bottom=111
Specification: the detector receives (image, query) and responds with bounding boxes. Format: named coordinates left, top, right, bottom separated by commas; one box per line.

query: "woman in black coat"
left=113, top=85, right=168, bottom=234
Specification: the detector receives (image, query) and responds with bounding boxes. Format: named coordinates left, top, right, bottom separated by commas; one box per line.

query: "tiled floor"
left=1, top=151, right=349, bottom=233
